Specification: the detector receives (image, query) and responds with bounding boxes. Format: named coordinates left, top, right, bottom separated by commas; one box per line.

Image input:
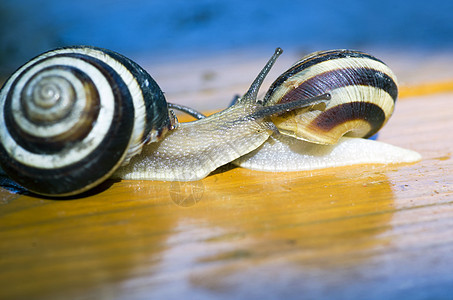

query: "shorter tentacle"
left=168, top=102, right=207, bottom=120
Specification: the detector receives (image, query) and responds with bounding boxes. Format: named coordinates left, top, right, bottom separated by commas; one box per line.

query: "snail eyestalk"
left=168, top=102, right=206, bottom=120
left=248, top=93, right=331, bottom=120
left=241, top=47, right=283, bottom=104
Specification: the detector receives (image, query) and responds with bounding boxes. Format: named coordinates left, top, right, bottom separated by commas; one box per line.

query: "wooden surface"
left=1, top=52, right=453, bottom=299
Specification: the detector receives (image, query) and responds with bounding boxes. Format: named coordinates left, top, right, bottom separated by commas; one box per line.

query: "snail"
left=234, top=49, right=421, bottom=170
left=116, top=49, right=420, bottom=180
left=0, top=46, right=180, bottom=196
left=0, top=46, right=330, bottom=196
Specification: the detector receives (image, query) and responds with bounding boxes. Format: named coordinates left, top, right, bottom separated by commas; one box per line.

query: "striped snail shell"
left=263, top=49, right=398, bottom=144
left=0, top=46, right=176, bottom=196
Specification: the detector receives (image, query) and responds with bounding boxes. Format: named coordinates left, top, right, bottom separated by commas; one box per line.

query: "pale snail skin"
left=0, top=46, right=177, bottom=196
left=234, top=49, right=421, bottom=171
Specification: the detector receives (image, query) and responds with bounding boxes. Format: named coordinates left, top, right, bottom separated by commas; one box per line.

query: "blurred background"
left=1, top=0, right=453, bottom=109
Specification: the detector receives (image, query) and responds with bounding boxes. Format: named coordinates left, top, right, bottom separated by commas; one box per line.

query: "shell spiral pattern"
left=0, top=46, right=173, bottom=196
left=263, top=49, right=398, bottom=144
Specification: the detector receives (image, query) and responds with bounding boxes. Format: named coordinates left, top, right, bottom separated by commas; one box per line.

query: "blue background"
left=1, top=0, right=453, bottom=75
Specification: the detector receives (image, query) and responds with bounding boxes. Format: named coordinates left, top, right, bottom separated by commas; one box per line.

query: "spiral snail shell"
left=263, top=49, right=398, bottom=144
left=0, top=46, right=176, bottom=196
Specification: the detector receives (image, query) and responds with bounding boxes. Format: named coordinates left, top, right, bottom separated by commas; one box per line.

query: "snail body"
left=0, top=46, right=176, bottom=196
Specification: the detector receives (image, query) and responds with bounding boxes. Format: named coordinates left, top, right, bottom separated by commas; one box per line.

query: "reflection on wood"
left=1, top=85, right=453, bottom=299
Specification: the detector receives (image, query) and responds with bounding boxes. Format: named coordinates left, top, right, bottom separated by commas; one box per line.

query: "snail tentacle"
left=247, top=93, right=330, bottom=120
left=239, top=47, right=283, bottom=104
left=167, top=102, right=207, bottom=120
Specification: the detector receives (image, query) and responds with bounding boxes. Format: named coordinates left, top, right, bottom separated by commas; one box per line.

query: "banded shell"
left=263, top=49, right=398, bottom=144
left=0, top=46, right=174, bottom=196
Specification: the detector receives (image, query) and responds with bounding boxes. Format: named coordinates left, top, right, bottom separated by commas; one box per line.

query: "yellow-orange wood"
left=0, top=83, right=452, bottom=299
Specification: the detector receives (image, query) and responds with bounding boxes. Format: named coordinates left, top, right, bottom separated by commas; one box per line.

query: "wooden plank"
left=1, top=72, right=453, bottom=299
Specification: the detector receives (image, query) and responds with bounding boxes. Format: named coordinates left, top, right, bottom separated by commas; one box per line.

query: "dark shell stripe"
left=311, top=102, right=387, bottom=138
left=264, top=50, right=395, bottom=105
left=4, top=64, right=101, bottom=154
left=294, top=49, right=386, bottom=69
left=276, top=67, right=398, bottom=105
left=276, top=50, right=386, bottom=84
left=98, top=47, right=170, bottom=141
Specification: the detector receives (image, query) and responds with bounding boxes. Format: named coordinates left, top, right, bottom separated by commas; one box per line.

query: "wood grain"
left=1, top=70, right=453, bottom=299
